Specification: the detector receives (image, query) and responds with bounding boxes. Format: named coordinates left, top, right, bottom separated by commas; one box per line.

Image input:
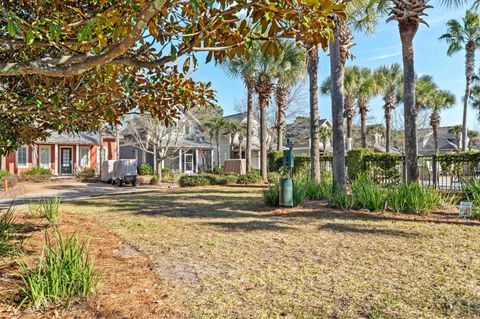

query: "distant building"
left=285, top=117, right=332, bottom=155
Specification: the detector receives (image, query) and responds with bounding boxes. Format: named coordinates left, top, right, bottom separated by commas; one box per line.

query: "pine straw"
left=0, top=213, right=181, bottom=319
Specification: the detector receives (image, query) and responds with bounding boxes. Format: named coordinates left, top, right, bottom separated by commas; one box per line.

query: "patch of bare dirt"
left=0, top=213, right=182, bottom=319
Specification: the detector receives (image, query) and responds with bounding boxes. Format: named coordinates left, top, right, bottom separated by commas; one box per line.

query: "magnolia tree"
left=126, top=114, right=189, bottom=182
left=0, top=0, right=345, bottom=155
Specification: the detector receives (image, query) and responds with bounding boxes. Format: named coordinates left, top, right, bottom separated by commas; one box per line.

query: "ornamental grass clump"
left=18, top=231, right=97, bottom=309
left=0, top=206, right=20, bottom=258
left=305, top=173, right=333, bottom=201
left=263, top=182, right=280, bottom=207
left=40, top=197, right=62, bottom=226
left=387, top=183, right=443, bottom=214
left=350, top=174, right=385, bottom=211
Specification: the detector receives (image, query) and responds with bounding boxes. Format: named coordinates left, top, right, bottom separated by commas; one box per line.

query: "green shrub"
left=329, top=190, right=352, bottom=209
left=138, top=164, right=153, bottom=176
left=364, top=153, right=403, bottom=185
left=464, top=179, right=480, bottom=218
left=346, top=148, right=373, bottom=181
left=211, top=166, right=224, bottom=175
left=268, top=172, right=281, bottom=184
left=387, top=183, right=443, bottom=214
left=350, top=174, right=385, bottom=211
left=0, top=207, right=20, bottom=258
left=0, top=169, right=10, bottom=180
left=237, top=170, right=262, bottom=185
left=21, top=167, right=52, bottom=182
left=305, top=173, right=333, bottom=201
left=18, top=232, right=97, bottom=309
left=179, top=175, right=211, bottom=187
left=292, top=176, right=308, bottom=206
left=263, top=182, right=280, bottom=207
left=207, top=174, right=238, bottom=185
left=268, top=151, right=284, bottom=172
left=84, top=169, right=95, bottom=178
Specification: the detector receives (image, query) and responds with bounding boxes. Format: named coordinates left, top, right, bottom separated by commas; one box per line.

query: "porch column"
left=54, top=144, right=58, bottom=175
left=211, top=149, right=214, bottom=169
left=195, top=149, right=199, bottom=173
left=179, top=149, right=183, bottom=173
left=76, top=144, right=79, bottom=171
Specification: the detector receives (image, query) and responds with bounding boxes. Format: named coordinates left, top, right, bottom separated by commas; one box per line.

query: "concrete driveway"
left=0, top=180, right=174, bottom=208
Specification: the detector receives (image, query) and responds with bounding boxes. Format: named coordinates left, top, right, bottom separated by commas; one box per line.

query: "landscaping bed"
left=0, top=211, right=181, bottom=319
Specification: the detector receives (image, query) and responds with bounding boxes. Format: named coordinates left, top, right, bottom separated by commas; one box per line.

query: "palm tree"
left=319, top=125, right=333, bottom=155
left=321, top=66, right=363, bottom=151
left=374, top=63, right=403, bottom=153
left=428, top=90, right=456, bottom=155
left=449, top=125, right=463, bottom=152
left=357, top=67, right=379, bottom=148
left=329, top=1, right=380, bottom=191
left=468, top=130, right=479, bottom=150
left=225, top=119, right=243, bottom=159
left=274, top=42, right=306, bottom=151
left=415, top=75, right=438, bottom=111
left=382, top=0, right=476, bottom=182
left=204, top=115, right=226, bottom=167
left=440, top=10, right=480, bottom=152
left=223, top=49, right=258, bottom=172
left=255, top=49, right=277, bottom=183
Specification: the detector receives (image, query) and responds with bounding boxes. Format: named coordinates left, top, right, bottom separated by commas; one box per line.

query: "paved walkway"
left=0, top=180, right=175, bottom=208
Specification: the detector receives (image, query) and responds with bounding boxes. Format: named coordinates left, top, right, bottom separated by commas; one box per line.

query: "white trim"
left=78, top=146, right=91, bottom=168
left=195, top=149, right=199, bottom=173
left=184, top=153, right=194, bottom=173
left=16, top=145, right=28, bottom=168
left=59, top=146, right=74, bottom=175
left=54, top=144, right=59, bottom=175
left=39, top=145, right=51, bottom=169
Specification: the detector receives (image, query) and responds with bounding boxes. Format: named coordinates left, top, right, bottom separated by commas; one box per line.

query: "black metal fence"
left=318, top=155, right=480, bottom=192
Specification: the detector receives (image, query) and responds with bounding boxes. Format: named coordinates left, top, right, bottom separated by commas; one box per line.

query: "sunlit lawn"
left=64, top=186, right=480, bottom=319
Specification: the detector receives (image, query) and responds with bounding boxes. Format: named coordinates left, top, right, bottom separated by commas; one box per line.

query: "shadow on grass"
left=207, top=220, right=294, bottom=232
left=319, top=223, right=420, bottom=237
left=68, top=188, right=480, bottom=229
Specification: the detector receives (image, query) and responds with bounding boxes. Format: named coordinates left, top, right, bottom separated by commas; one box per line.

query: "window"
left=79, top=147, right=90, bottom=167
left=16, top=146, right=28, bottom=168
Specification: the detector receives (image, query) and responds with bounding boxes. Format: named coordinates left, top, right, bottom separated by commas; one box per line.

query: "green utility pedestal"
left=279, top=178, right=293, bottom=207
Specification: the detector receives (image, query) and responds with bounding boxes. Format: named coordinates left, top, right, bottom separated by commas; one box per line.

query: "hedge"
left=179, top=175, right=211, bottom=187
left=346, top=149, right=403, bottom=185
left=20, top=167, right=52, bottom=182
left=267, top=151, right=310, bottom=175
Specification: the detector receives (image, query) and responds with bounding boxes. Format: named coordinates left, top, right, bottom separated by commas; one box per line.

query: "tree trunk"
left=463, top=44, right=475, bottom=152
left=276, top=83, right=288, bottom=151
left=346, top=116, right=353, bottom=151
left=307, top=45, right=321, bottom=183
left=153, top=144, right=157, bottom=175
left=246, top=85, right=254, bottom=172
left=259, top=102, right=268, bottom=183
left=216, top=131, right=220, bottom=168
left=431, top=112, right=439, bottom=156
left=115, top=124, right=120, bottom=160
left=329, top=31, right=347, bottom=192
left=157, top=160, right=163, bottom=183
left=359, top=103, right=367, bottom=148
left=238, top=137, right=243, bottom=159
left=400, top=22, right=419, bottom=183
left=385, top=111, right=391, bottom=153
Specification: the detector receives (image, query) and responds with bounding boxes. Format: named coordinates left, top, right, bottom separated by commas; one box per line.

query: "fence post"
left=432, top=155, right=437, bottom=189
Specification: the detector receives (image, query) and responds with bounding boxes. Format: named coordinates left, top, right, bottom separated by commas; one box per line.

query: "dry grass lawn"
left=63, top=186, right=480, bottom=319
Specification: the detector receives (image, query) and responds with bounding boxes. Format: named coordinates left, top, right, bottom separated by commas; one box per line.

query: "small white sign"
left=460, top=201, right=472, bottom=218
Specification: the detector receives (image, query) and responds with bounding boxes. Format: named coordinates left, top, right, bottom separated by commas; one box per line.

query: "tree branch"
left=0, top=0, right=167, bottom=77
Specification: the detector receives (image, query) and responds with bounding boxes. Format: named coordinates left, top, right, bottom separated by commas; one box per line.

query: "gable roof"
left=285, top=118, right=331, bottom=142
left=39, top=132, right=104, bottom=145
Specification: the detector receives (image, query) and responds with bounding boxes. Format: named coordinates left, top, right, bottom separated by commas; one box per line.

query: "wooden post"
left=3, top=179, right=8, bottom=192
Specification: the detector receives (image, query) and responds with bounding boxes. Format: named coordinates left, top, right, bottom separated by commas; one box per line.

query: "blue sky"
left=192, top=6, right=478, bottom=130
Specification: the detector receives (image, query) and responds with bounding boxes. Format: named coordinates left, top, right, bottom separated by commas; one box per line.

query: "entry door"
left=39, top=146, right=51, bottom=169
left=184, top=154, right=194, bottom=173
left=60, top=148, right=72, bottom=175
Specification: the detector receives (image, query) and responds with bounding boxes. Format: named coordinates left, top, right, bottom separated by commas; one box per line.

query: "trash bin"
left=279, top=178, right=293, bottom=207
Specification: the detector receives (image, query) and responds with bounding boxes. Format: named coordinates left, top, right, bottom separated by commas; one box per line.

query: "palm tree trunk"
left=246, top=84, right=254, bottom=172
left=307, top=45, right=321, bottom=183
left=346, top=116, right=353, bottom=151
left=276, top=84, right=287, bottom=151
left=463, top=44, right=475, bottom=152
left=431, top=113, right=439, bottom=155
left=238, top=137, right=243, bottom=159
left=360, top=104, right=367, bottom=148
left=259, top=101, right=268, bottom=183
left=329, top=32, right=347, bottom=192
left=216, top=131, right=220, bottom=168
left=385, top=111, right=391, bottom=153
left=400, top=22, right=419, bottom=183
